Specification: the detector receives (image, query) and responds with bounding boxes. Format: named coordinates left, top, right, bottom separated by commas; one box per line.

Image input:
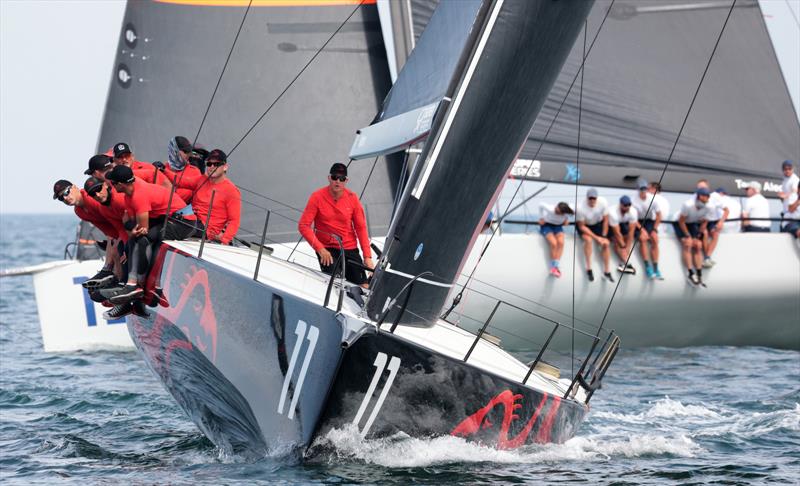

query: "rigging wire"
left=595, top=0, right=738, bottom=337
left=227, top=1, right=366, bottom=157
left=784, top=0, right=800, bottom=28
left=191, top=0, right=253, bottom=147
left=563, top=1, right=740, bottom=398
left=359, top=156, right=380, bottom=199
left=443, top=0, right=617, bottom=318
left=570, top=20, right=588, bottom=379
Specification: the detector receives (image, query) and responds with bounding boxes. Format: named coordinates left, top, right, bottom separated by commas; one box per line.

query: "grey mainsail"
left=365, top=0, right=595, bottom=324
left=387, top=0, right=800, bottom=195
left=97, top=1, right=399, bottom=242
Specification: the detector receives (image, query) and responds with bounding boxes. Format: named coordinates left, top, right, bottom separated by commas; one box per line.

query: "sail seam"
left=410, top=0, right=505, bottom=199
left=384, top=264, right=452, bottom=288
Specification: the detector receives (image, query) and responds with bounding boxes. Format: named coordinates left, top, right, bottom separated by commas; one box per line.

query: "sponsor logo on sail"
left=510, top=159, right=541, bottom=179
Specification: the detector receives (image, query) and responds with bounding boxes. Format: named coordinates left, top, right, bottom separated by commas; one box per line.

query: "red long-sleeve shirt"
left=124, top=179, right=193, bottom=221
left=163, top=165, right=202, bottom=203
left=179, top=175, right=241, bottom=244
left=74, top=190, right=117, bottom=239
left=95, top=190, right=130, bottom=242
left=298, top=187, right=371, bottom=259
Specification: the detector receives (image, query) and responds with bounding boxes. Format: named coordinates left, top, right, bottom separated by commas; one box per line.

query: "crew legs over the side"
left=52, top=139, right=242, bottom=319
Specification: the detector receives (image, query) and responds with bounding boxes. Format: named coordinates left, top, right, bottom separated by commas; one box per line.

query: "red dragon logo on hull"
left=451, top=390, right=562, bottom=449
left=132, top=247, right=219, bottom=373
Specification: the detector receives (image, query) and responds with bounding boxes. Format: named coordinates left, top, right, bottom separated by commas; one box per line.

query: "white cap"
left=747, top=181, right=762, bottom=192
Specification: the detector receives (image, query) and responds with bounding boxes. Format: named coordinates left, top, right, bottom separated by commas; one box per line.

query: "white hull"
left=25, top=230, right=800, bottom=352
left=273, top=232, right=800, bottom=350
left=31, top=260, right=134, bottom=352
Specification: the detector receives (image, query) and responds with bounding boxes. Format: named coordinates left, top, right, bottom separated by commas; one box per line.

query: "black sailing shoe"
left=82, top=269, right=115, bottom=289
left=131, top=300, right=150, bottom=318
left=100, top=284, right=144, bottom=304
left=586, top=269, right=595, bottom=282
left=103, top=303, right=132, bottom=320
left=603, top=272, right=614, bottom=282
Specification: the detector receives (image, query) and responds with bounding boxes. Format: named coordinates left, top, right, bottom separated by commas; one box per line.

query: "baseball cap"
left=638, top=180, right=648, bottom=190
left=696, top=187, right=711, bottom=196
left=106, top=165, right=135, bottom=184
left=175, top=136, right=193, bottom=153
left=715, top=187, right=726, bottom=194
left=747, top=180, right=762, bottom=192
left=619, top=195, right=632, bottom=206
left=84, top=154, right=113, bottom=175
left=83, top=176, right=105, bottom=195
left=782, top=159, right=793, bottom=169
left=113, top=142, right=132, bottom=158
left=587, top=188, right=598, bottom=198
left=207, top=148, right=227, bottom=163
left=330, top=162, right=348, bottom=177
left=52, top=180, right=72, bottom=200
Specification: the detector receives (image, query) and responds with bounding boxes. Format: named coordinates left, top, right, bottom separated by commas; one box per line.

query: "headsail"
left=365, top=0, right=594, bottom=325
left=349, top=0, right=482, bottom=159
left=389, top=0, right=800, bottom=194
left=97, top=1, right=399, bottom=242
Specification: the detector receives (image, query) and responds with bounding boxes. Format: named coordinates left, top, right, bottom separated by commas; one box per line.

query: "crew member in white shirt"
left=781, top=180, right=800, bottom=239
left=716, top=187, right=741, bottom=233
left=647, top=182, right=669, bottom=279
left=539, top=201, right=574, bottom=278
left=778, top=160, right=798, bottom=204
left=696, top=180, right=727, bottom=268
left=677, top=187, right=712, bottom=286
left=609, top=195, right=639, bottom=275
left=742, top=181, right=771, bottom=232
left=632, top=181, right=665, bottom=279
left=576, top=188, right=613, bottom=282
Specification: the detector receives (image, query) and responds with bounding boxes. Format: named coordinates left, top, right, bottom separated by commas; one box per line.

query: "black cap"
left=83, top=176, right=105, bottom=195
left=106, top=165, right=135, bottom=184
left=207, top=148, right=227, bottom=163
left=113, top=142, right=132, bottom=158
left=330, top=162, right=347, bottom=177
left=84, top=154, right=113, bottom=175
left=52, top=179, right=72, bottom=200
left=175, top=136, right=193, bottom=153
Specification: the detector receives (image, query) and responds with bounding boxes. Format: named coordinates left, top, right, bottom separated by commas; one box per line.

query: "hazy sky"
left=0, top=0, right=798, bottom=215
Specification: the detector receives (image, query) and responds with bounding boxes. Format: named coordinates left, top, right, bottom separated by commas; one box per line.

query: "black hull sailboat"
left=129, top=240, right=596, bottom=457
left=126, top=0, right=617, bottom=458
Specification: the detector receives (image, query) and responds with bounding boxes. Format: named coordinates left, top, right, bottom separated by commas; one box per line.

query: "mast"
left=365, top=0, right=594, bottom=325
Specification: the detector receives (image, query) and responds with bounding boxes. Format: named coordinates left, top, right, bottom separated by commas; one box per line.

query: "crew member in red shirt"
left=160, top=136, right=203, bottom=202
left=298, top=163, right=373, bottom=287
left=100, top=165, right=200, bottom=304
left=111, top=142, right=172, bottom=190
left=52, top=179, right=120, bottom=287
left=173, top=149, right=241, bottom=244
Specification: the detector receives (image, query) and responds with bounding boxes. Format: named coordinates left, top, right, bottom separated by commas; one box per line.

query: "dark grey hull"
left=128, top=245, right=588, bottom=458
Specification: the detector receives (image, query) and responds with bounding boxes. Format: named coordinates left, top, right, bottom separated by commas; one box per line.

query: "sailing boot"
left=100, top=283, right=144, bottom=304
left=83, top=268, right=115, bottom=289
left=103, top=303, right=133, bottom=320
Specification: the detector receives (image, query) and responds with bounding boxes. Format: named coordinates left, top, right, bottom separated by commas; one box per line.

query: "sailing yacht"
left=126, top=0, right=617, bottom=456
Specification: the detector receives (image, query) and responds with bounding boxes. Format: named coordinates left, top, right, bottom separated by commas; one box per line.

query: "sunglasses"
left=206, top=161, right=226, bottom=168
left=57, top=185, right=72, bottom=201
left=331, top=175, right=347, bottom=182
left=587, top=196, right=597, bottom=201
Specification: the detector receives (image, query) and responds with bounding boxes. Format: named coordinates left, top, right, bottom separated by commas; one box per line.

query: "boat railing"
left=374, top=268, right=618, bottom=404
left=190, top=190, right=620, bottom=402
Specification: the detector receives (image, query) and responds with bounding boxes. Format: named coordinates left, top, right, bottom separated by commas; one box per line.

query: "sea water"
left=1, top=214, right=798, bottom=484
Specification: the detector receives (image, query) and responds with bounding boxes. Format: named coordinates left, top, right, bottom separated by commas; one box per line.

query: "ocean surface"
left=1, top=214, right=798, bottom=485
